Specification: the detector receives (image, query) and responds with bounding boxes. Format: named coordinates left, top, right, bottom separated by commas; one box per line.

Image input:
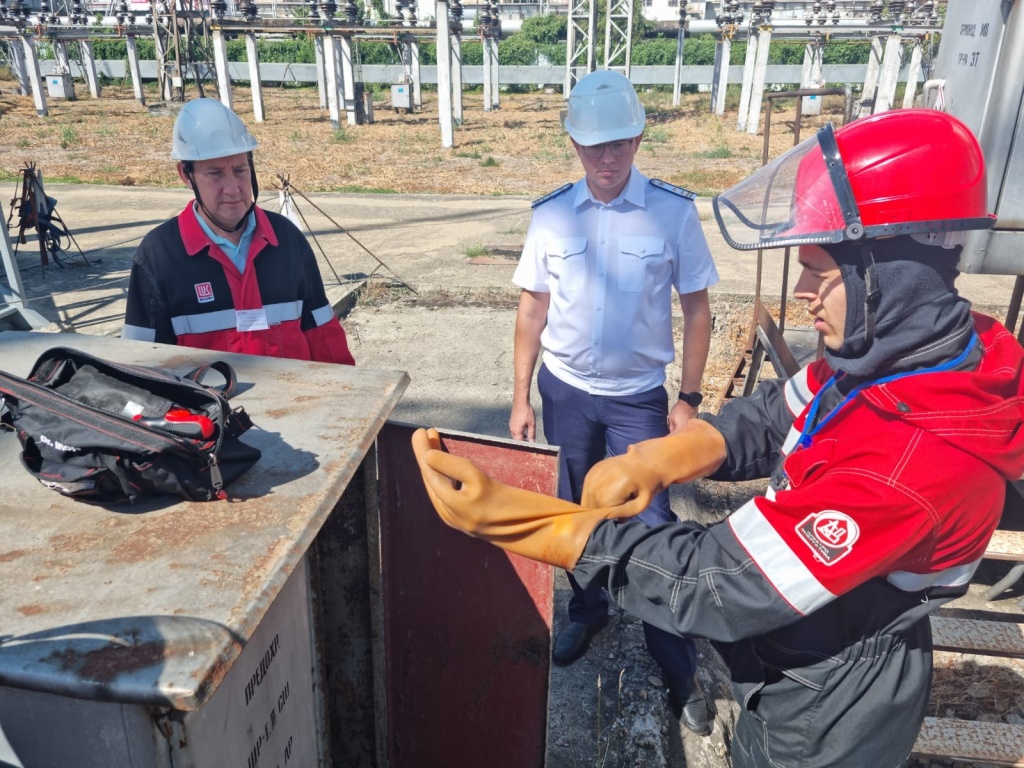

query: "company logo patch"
left=195, top=282, right=215, bottom=303
left=796, top=510, right=859, bottom=565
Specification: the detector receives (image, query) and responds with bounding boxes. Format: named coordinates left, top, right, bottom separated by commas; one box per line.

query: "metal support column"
left=711, top=37, right=730, bottom=115
left=324, top=34, right=343, bottom=130
left=0, top=220, right=47, bottom=330
left=488, top=31, right=499, bottom=109
left=858, top=35, right=883, bottom=117
left=603, top=0, right=633, bottom=77
left=451, top=34, right=463, bottom=123
left=800, top=40, right=823, bottom=116
left=410, top=39, right=422, bottom=108
left=746, top=27, right=771, bottom=136
left=450, top=0, right=464, bottom=123
left=125, top=35, right=145, bottom=105
left=736, top=30, right=758, bottom=132
left=671, top=7, right=688, bottom=107
left=50, top=39, right=76, bottom=100
left=482, top=26, right=492, bottom=110
left=212, top=28, right=232, bottom=108
left=21, top=34, right=47, bottom=116
left=874, top=33, right=903, bottom=114
left=902, top=39, right=923, bottom=108
left=152, top=5, right=173, bottom=101
left=314, top=35, right=327, bottom=109
left=339, top=35, right=357, bottom=126
left=245, top=33, right=265, bottom=122
left=8, top=38, right=30, bottom=96
left=480, top=0, right=492, bottom=111
left=435, top=0, right=454, bottom=148
left=80, top=40, right=100, bottom=98
left=564, top=0, right=595, bottom=96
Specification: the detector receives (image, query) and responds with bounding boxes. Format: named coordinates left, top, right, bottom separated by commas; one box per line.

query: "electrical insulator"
left=242, top=0, right=257, bottom=20
left=678, top=5, right=686, bottom=29
left=450, top=0, right=463, bottom=34
left=210, top=0, right=226, bottom=18
left=319, top=0, right=336, bottom=20
left=344, top=0, right=357, bottom=22
left=869, top=2, right=883, bottom=22
left=889, top=0, right=905, bottom=22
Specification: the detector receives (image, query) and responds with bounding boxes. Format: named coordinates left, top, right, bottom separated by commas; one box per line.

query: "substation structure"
left=2, top=0, right=948, bottom=147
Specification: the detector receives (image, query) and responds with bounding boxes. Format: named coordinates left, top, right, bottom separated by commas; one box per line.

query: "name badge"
left=236, top=308, right=270, bottom=332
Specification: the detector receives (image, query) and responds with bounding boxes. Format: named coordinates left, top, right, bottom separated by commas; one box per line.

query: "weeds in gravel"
left=463, top=244, right=489, bottom=258
left=646, top=126, right=670, bottom=144
left=696, top=145, right=734, bottom=159
left=569, top=670, right=626, bottom=768
left=59, top=126, right=79, bottom=149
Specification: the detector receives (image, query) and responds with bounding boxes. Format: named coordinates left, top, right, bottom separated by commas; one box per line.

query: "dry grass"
left=0, top=74, right=849, bottom=197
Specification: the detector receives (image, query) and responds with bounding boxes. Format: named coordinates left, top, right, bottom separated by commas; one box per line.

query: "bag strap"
left=185, top=361, right=238, bottom=399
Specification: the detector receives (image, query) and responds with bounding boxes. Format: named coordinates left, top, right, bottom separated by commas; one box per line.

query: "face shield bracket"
left=818, top=123, right=864, bottom=241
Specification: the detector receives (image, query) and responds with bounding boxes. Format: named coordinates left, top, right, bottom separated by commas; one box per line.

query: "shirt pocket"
left=617, top=236, right=665, bottom=293
left=545, top=237, right=588, bottom=295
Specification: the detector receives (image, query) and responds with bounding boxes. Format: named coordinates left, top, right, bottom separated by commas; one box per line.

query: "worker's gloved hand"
left=412, top=428, right=646, bottom=570
left=581, top=419, right=728, bottom=510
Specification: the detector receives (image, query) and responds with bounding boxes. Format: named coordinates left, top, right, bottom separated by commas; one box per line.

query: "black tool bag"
left=0, top=347, right=261, bottom=505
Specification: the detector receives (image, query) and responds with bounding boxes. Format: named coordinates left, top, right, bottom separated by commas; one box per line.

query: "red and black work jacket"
left=123, top=204, right=354, bottom=365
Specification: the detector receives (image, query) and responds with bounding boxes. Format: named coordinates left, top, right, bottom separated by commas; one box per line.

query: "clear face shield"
left=712, top=124, right=864, bottom=251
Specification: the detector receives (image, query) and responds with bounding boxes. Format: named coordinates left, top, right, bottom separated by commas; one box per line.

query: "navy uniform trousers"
left=538, top=363, right=697, bottom=685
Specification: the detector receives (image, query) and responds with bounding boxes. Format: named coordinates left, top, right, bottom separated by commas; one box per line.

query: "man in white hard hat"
left=122, top=99, right=355, bottom=365
left=508, top=69, right=718, bottom=735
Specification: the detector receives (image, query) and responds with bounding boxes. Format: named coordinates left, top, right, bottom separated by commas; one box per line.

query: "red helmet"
left=713, top=109, right=996, bottom=251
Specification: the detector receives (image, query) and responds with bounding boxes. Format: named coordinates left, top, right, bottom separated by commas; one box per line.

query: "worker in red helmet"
left=410, top=109, right=1024, bottom=767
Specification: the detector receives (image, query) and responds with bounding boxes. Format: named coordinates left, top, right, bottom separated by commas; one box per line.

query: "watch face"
left=681, top=391, right=703, bottom=407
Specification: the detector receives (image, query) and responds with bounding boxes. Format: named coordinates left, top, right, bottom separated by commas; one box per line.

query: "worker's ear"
left=177, top=161, right=193, bottom=188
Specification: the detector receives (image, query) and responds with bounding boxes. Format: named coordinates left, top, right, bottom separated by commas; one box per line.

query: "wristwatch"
left=678, top=390, right=703, bottom=408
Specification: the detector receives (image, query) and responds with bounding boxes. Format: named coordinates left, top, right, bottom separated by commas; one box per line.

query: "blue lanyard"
left=796, top=333, right=979, bottom=450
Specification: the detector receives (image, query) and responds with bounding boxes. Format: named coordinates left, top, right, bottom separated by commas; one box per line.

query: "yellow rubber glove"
left=412, top=428, right=646, bottom=570
left=581, top=419, right=728, bottom=510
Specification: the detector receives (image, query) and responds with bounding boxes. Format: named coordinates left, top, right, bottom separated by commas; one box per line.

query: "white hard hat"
left=171, top=99, right=258, bottom=162
left=564, top=70, right=645, bottom=146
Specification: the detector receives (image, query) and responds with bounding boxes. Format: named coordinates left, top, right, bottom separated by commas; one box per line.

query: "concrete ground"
left=4, top=184, right=1022, bottom=767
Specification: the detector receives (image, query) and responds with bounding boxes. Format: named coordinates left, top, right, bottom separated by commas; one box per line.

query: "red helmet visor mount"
left=713, top=115, right=996, bottom=253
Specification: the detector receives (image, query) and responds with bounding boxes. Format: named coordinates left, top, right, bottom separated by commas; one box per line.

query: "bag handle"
left=185, top=361, right=238, bottom=399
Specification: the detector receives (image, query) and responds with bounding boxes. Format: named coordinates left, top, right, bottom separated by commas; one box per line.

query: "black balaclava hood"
left=822, top=235, right=974, bottom=379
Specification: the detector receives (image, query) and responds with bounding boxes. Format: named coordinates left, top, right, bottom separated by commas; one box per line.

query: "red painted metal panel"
left=376, top=423, right=557, bottom=768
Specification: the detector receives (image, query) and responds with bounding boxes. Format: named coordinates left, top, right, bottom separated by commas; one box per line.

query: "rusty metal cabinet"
left=0, top=331, right=556, bottom=768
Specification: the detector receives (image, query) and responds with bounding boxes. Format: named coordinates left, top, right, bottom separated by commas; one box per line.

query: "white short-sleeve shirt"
left=513, top=167, right=719, bottom=395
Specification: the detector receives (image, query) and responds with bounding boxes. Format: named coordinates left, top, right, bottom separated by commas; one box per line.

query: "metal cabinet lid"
left=0, top=332, right=408, bottom=710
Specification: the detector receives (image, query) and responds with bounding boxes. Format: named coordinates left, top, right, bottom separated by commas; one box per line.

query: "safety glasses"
left=580, top=140, right=635, bottom=159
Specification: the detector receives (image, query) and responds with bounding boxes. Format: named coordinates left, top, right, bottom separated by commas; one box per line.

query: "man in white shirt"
left=509, top=70, right=719, bottom=735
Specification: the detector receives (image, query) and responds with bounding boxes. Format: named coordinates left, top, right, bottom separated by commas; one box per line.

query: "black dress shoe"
left=668, top=676, right=711, bottom=736
left=552, top=617, right=608, bottom=666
